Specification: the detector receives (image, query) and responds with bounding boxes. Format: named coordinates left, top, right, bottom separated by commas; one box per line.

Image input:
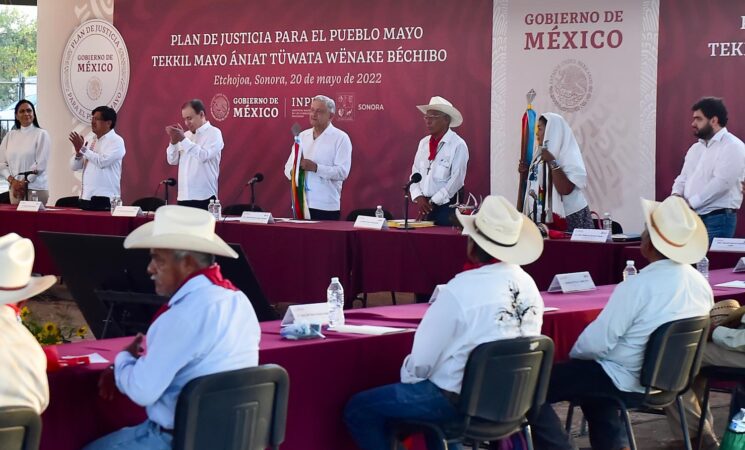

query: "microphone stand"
left=164, top=183, right=170, bottom=204
left=249, top=183, right=256, bottom=211
left=403, top=184, right=410, bottom=231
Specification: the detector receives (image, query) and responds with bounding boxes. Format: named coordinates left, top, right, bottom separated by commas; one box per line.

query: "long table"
left=622, top=245, right=744, bottom=273
left=0, top=206, right=636, bottom=303
left=41, top=269, right=745, bottom=450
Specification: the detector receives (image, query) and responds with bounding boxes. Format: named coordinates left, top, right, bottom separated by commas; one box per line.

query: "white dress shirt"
left=0, top=307, right=49, bottom=414
left=671, top=127, right=745, bottom=215
left=0, top=125, right=51, bottom=190
left=571, top=259, right=713, bottom=393
left=283, top=122, right=352, bottom=211
left=69, top=129, right=126, bottom=200
left=400, top=263, right=543, bottom=394
left=410, top=129, right=469, bottom=205
left=166, top=121, right=224, bottom=201
left=114, top=274, right=260, bottom=429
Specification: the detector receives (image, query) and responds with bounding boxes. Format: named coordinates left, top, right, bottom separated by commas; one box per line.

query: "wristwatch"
left=548, top=160, right=560, bottom=170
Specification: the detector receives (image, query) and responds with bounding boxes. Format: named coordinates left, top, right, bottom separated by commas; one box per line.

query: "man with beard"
left=672, top=97, right=745, bottom=240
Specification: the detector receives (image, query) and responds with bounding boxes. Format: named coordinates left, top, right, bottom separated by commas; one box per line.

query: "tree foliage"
left=0, top=7, right=37, bottom=108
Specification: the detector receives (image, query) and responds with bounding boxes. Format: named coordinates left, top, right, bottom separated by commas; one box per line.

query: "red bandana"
left=461, top=258, right=499, bottom=272
left=428, top=134, right=444, bottom=161
left=151, top=264, right=237, bottom=323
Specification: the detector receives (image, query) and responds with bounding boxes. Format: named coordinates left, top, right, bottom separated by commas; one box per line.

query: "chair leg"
left=362, top=293, right=368, bottom=308
left=391, top=291, right=397, bottom=305
left=676, top=395, right=693, bottom=450
left=695, top=378, right=711, bottom=450
left=523, top=423, right=535, bottom=450
left=565, top=402, right=575, bottom=433
left=619, top=406, right=637, bottom=450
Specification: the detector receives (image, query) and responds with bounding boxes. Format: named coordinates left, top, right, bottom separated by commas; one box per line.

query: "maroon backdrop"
left=657, top=0, right=745, bottom=234
left=112, top=0, right=492, bottom=218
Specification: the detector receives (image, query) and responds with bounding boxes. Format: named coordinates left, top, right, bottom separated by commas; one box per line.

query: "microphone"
left=246, top=173, right=264, bottom=185
left=404, top=172, right=422, bottom=189
left=160, top=178, right=176, bottom=186
left=16, top=171, right=36, bottom=177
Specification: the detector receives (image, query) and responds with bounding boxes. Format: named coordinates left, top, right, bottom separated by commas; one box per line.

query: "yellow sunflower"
left=75, top=326, right=88, bottom=338
left=42, top=322, right=59, bottom=335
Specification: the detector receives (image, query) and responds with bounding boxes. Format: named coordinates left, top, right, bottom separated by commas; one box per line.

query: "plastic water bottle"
left=720, top=408, right=745, bottom=449
left=622, top=260, right=637, bottom=281
left=696, top=256, right=710, bottom=280
left=327, top=277, right=345, bottom=327
left=375, top=205, right=384, bottom=219
left=213, top=199, right=222, bottom=220
left=110, top=195, right=121, bottom=214
left=208, top=199, right=215, bottom=217
left=30, top=190, right=38, bottom=202
left=602, top=212, right=613, bottom=232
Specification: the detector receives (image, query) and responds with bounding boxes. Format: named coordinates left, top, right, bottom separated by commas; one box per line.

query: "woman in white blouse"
left=0, top=100, right=51, bottom=204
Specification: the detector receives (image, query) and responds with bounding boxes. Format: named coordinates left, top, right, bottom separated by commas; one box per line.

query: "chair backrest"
left=459, top=335, right=554, bottom=425
left=0, top=407, right=41, bottom=450
left=0, top=191, right=10, bottom=204
left=640, top=316, right=709, bottom=395
left=173, top=364, right=290, bottom=450
left=132, top=196, right=166, bottom=212
left=223, top=204, right=264, bottom=216
left=345, top=208, right=393, bottom=221
left=54, top=196, right=80, bottom=208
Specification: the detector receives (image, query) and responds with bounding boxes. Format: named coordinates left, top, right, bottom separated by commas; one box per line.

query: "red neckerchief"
left=461, top=258, right=499, bottom=272
left=151, top=264, right=237, bottom=323
left=428, top=133, right=444, bottom=161
left=6, top=303, right=21, bottom=318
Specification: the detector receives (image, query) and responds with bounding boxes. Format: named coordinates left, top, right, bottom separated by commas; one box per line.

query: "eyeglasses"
left=91, top=117, right=107, bottom=122
left=423, top=114, right=445, bottom=121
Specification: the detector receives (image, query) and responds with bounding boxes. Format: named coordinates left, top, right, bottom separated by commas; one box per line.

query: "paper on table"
left=544, top=307, right=559, bottom=312
left=274, top=218, right=321, bottom=223
left=714, top=281, right=745, bottom=289
left=62, top=352, right=109, bottom=364
left=327, top=324, right=414, bottom=335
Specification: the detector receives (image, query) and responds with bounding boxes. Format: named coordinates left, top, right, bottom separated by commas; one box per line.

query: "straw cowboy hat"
left=417, top=96, right=463, bottom=128
left=711, top=299, right=745, bottom=327
left=456, top=195, right=543, bottom=265
left=124, top=205, right=238, bottom=258
left=641, top=196, right=708, bottom=265
left=0, top=233, right=56, bottom=306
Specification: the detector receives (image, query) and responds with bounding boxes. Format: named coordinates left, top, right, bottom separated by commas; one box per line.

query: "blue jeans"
left=700, top=211, right=737, bottom=242
left=82, top=420, right=173, bottom=450
left=344, top=380, right=462, bottom=450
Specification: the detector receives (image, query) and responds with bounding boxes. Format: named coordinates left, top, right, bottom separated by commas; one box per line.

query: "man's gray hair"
left=172, top=250, right=215, bottom=268
left=312, top=95, right=336, bottom=114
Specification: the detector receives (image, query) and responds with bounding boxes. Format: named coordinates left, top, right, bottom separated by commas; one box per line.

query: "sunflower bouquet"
left=20, top=306, right=87, bottom=345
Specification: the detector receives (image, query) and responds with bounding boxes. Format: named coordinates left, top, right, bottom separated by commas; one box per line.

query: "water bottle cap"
left=626, top=260, right=634, bottom=265
left=376, top=205, right=382, bottom=209
left=331, top=277, right=339, bottom=283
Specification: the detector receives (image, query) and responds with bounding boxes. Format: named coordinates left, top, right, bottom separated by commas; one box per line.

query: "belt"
left=700, top=208, right=737, bottom=217
left=158, top=425, right=174, bottom=435
left=440, top=388, right=460, bottom=405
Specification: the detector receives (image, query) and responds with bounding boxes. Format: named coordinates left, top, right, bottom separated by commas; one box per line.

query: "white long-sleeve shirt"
left=114, top=274, right=260, bottom=429
left=69, top=129, right=125, bottom=200
left=0, top=125, right=51, bottom=190
left=410, top=129, right=469, bottom=205
left=0, top=307, right=49, bottom=414
left=571, top=259, right=713, bottom=393
left=671, top=127, right=745, bottom=215
left=284, top=122, right=352, bottom=211
left=166, top=121, right=224, bottom=201
left=400, top=263, right=543, bottom=394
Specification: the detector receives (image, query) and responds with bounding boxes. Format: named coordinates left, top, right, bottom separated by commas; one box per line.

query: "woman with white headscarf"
left=521, top=112, right=593, bottom=232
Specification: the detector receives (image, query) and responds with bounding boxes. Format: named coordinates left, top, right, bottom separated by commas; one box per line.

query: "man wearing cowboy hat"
left=0, top=233, right=53, bottom=414
left=530, top=196, right=714, bottom=450
left=344, top=195, right=544, bottom=449
left=410, top=96, right=469, bottom=226
left=84, top=206, right=260, bottom=450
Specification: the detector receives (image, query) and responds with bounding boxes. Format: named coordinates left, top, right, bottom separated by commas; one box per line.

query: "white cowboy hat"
left=124, top=205, right=238, bottom=258
left=641, top=196, right=708, bottom=265
left=0, top=233, right=56, bottom=306
left=456, top=195, right=543, bottom=265
left=416, top=96, right=463, bottom=128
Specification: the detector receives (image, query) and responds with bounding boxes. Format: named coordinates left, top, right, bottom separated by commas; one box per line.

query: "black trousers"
left=177, top=197, right=215, bottom=211
left=308, top=208, right=340, bottom=221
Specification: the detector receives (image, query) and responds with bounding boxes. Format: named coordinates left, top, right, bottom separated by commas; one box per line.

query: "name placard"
left=353, top=215, right=388, bottom=230
left=16, top=201, right=45, bottom=212
left=280, top=302, right=329, bottom=326
left=240, top=211, right=275, bottom=224
left=112, top=206, right=143, bottom=217
left=733, top=257, right=745, bottom=273
left=570, top=228, right=610, bottom=243
left=711, top=238, right=745, bottom=253
left=547, top=271, right=597, bottom=293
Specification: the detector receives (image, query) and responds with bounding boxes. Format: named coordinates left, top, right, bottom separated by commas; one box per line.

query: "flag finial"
left=526, top=89, right=536, bottom=105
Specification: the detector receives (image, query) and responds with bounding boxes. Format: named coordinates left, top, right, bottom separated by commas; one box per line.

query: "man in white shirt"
left=0, top=233, right=53, bottom=415
left=83, top=206, right=261, bottom=450
left=69, top=106, right=126, bottom=210
left=672, top=97, right=745, bottom=240
left=530, top=196, right=713, bottom=450
left=166, top=99, right=224, bottom=210
left=284, top=95, right=352, bottom=220
left=410, top=96, right=469, bottom=226
left=344, top=195, right=544, bottom=450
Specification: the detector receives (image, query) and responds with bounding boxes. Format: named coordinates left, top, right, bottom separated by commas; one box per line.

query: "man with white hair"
left=84, top=205, right=260, bottom=450
left=0, top=233, right=53, bottom=414
left=284, top=94, right=352, bottom=220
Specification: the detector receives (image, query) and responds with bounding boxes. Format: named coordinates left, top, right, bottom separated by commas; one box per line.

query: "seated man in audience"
left=530, top=196, right=713, bottom=450
left=84, top=205, right=261, bottom=450
left=344, top=195, right=545, bottom=449
left=0, top=233, right=54, bottom=414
